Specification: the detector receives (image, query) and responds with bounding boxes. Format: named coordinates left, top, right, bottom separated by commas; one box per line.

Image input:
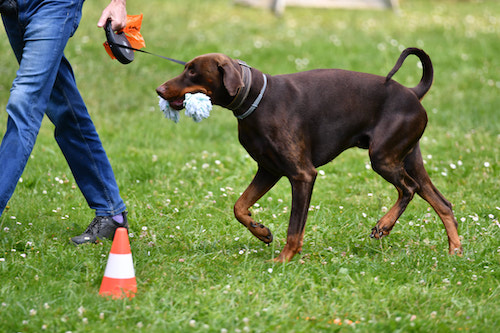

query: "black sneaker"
left=71, top=211, right=128, bottom=245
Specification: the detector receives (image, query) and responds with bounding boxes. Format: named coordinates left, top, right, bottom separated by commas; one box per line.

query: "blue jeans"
left=0, top=0, right=126, bottom=217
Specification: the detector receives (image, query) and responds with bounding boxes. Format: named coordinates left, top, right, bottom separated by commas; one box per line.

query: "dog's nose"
left=156, top=85, right=165, bottom=96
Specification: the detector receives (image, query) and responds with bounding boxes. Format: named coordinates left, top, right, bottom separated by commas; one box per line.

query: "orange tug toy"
left=99, top=227, right=137, bottom=299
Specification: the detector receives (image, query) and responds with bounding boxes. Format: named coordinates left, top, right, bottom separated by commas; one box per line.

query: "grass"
left=1, top=0, right=499, bottom=331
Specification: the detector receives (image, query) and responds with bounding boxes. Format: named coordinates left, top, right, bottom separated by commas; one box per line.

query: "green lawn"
left=1, top=0, right=499, bottom=332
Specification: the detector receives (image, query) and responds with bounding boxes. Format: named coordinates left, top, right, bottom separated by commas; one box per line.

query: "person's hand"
left=97, top=0, right=127, bottom=31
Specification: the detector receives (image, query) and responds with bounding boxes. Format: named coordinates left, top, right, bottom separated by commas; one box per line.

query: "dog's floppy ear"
left=218, top=60, right=244, bottom=96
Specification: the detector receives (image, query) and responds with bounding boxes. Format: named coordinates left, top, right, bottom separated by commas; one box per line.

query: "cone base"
left=99, top=276, right=137, bottom=299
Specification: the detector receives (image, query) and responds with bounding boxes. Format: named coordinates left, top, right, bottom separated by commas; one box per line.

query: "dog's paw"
left=370, top=225, right=387, bottom=239
left=250, top=222, right=273, bottom=243
left=450, top=246, right=463, bottom=256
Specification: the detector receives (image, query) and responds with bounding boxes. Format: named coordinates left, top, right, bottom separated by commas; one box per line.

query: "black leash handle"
left=105, top=19, right=186, bottom=66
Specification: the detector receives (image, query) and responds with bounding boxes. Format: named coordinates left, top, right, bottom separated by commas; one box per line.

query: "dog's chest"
left=237, top=120, right=308, bottom=174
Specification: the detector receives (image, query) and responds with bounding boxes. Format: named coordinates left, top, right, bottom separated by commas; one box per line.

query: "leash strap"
left=110, top=42, right=187, bottom=65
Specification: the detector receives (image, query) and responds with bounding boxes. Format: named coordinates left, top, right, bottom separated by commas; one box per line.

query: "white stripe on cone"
left=103, top=253, right=135, bottom=279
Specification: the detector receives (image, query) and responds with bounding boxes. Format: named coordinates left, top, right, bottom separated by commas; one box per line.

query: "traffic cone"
left=99, top=227, right=137, bottom=299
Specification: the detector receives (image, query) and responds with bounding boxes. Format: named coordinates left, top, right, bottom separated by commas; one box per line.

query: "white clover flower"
left=77, top=306, right=85, bottom=316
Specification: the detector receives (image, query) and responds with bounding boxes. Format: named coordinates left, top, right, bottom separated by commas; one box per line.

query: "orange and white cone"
left=99, top=227, right=137, bottom=299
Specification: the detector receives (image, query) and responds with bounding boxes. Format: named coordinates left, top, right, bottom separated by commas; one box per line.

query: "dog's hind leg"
left=404, top=144, right=463, bottom=254
left=368, top=111, right=424, bottom=239
left=369, top=151, right=419, bottom=239
left=234, top=166, right=280, bottom=244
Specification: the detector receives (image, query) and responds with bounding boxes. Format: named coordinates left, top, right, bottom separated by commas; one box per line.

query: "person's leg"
left=46, top=56, right=126, bottom=217
left=0, top=0, right=79, bottom=215
left=1, top=0, right=127, bottom=242
left=46, top=57, right=128, bottom=244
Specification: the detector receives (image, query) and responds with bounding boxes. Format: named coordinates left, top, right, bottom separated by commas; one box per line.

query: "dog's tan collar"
left=228, top=61, right=268, bottom=120
left=226, top=61, right=252, bottom=112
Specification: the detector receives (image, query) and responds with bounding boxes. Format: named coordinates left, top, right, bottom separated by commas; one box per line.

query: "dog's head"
left=156, top=53, right=244, bottom=110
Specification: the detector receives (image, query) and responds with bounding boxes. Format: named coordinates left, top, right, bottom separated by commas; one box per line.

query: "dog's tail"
left=385, top=48, right=434, bottom=100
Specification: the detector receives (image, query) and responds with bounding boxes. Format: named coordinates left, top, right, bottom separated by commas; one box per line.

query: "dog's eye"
left=188, top=69, right=197, bottom=77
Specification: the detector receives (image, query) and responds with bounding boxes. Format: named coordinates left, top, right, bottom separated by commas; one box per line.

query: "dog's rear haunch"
left=157, top=48, right=463, bottom=262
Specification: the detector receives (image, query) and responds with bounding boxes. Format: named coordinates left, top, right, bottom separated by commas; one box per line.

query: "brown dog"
left=156, top=48, right=463, bottom=262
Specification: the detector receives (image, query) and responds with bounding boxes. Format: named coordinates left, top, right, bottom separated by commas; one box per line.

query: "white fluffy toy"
left=159, top=93, right=212, bottom=123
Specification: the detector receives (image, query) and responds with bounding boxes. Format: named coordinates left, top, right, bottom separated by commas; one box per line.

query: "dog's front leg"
left=234, top=167, right=280, bottom=243
left=275, top=170, right=317, bottom=262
